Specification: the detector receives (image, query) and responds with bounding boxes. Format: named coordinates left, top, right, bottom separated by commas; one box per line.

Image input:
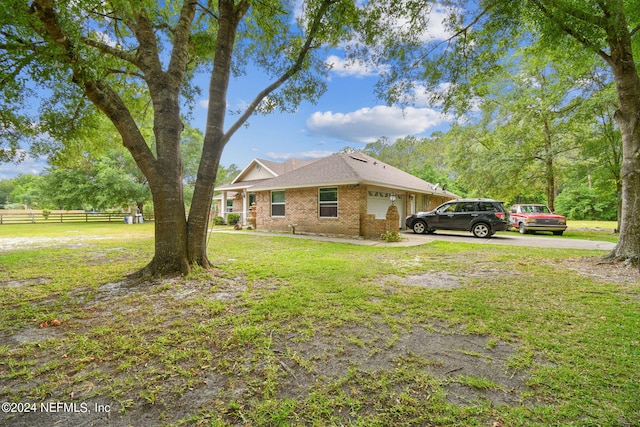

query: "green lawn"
left=500, top=220, right=620, bottom=243
left=567, top=220, right=617, bottom=230
left=0, top=223, right=638, bottom=426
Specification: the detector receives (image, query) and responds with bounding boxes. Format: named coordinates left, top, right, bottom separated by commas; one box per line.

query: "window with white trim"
left=319, top=187, right=338, bottom=218
left=271, top=191, right=285, bottom=216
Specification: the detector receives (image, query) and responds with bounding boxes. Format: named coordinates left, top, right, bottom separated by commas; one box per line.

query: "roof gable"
left=230, top=157, right=318, bottom=184
left=231, top=159, right=278, bottom=184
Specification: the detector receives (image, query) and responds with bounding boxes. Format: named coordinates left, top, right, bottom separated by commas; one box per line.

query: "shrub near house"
left=509, top=204, right=567, bottom=236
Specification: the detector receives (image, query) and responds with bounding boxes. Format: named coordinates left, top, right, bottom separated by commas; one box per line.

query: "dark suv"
left=406, top=199, right=508, bottom=238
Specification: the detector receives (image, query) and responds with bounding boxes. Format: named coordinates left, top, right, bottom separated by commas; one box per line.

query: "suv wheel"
left=412, top=220, right=427, bottom=234
left=472, top=222, right=491, bottom=238
left=519, top=223, right=528, bottom=234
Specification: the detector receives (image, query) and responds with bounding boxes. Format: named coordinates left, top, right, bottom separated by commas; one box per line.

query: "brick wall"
left=361, top=205, right=399, bottom=239
left=254, top=185, right=363, bottom=236
left=252, top=184, right=407, bottom=239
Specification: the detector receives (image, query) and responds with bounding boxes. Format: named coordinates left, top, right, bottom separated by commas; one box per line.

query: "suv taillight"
left=495, top=212, right=504, bottom=219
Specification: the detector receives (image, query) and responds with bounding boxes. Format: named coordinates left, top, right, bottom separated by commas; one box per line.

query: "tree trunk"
left=135, top=97, right=192, bottom=277
left=29, top=0, right=331, bottom=279
left=143, top=178, right=191, bottom=277
left=185, top=0, right=249, bottom=269
left=186, top=141, right=222, bottom=269
left=543, top=119, right=555, bottom=211
left=605, top=26, right=640, bottom=264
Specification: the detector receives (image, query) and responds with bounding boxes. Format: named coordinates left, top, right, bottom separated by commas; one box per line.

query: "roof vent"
left=349, top=154, right=368, bottom=163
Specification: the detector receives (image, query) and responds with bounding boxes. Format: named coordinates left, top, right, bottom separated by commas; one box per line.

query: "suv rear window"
left=477, top=202, right=499, bottom=212
left=458, top=202, right=477, bottom=212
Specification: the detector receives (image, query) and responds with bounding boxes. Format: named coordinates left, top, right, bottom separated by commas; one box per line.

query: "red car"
left=509, top=204, right=567, bottom=236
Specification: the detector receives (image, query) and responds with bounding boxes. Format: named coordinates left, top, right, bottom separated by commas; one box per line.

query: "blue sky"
left=200, top=64, right=452, bottom=170
left=0, top=5, right=454, bottom=179
left=209, top=5, right=455, bottom=170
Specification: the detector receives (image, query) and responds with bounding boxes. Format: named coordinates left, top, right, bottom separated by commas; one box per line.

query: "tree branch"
left=82, top=36, right=138, bottom=64
left=196, top=1, right=219, bottom=21
left=29, top=0, right=158, bottom=179
left=223, top=0, right=336, bottom=143
left=168, top=0, right=198, bottom=79
left=529, top=0, right=613, bottom=65
left=411, top=3, right=495, bottom=69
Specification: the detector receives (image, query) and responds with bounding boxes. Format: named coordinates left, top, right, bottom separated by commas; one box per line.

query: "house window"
left=271, top=191, right=285, bottom=216
left=319, top=187, right=338, bottom=218
left=226, top=199, right=234, bottom=213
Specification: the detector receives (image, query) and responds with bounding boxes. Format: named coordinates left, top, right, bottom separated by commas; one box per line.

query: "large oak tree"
left=1, top=0, right=358, bottom=277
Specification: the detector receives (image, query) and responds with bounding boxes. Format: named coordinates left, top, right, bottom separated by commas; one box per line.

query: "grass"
left=568, top=220, right=617, bottom=230
left=0, top=222, right=638, bottom=426
left=498, top=219, right=620, bottom=243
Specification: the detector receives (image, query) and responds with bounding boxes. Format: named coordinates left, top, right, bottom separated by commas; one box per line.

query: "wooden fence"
left=0, top=211, right=154, bottom=224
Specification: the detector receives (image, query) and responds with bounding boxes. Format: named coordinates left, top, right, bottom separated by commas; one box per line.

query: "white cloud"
left=402, top=81, right=454, bottom=107
left=0, top=150, right=47, bottom=179
left=422, top=4, right=455, bottom=42
left=371, top=3, right=455, bottom=45
left=325, top=4, right=455, bottom=80
left=325, top=55, right=385, bottom=79
left=306, top=105, right=449, bottom=143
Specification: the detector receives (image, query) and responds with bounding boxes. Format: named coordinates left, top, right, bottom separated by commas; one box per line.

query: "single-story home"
left=214, top=152, right=458, bottom=238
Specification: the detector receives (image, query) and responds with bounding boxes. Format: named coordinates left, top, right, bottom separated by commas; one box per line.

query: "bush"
left=227, top=213, right=241, bottom=225
left=381, top=230, right=403, bottom=242
left=212, top=216, right=225, bottom=225
left=555, top=184, right=617, bottom=220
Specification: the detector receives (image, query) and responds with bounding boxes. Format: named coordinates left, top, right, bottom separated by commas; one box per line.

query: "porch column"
left=242, top=190, right=248, bottom=225
left=221, top=192, right=228, bottom=223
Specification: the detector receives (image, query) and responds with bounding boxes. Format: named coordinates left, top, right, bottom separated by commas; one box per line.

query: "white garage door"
left=367, top=191, right=391, bottom=219
left=367, top=189, right=404, bottom=222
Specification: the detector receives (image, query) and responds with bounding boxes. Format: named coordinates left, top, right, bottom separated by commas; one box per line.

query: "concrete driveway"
left=397, top=230, right=616, bottom=251
left=222, top=229, right=616, bottom=251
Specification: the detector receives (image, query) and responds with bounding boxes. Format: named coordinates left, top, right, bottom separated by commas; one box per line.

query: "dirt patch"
left=2, top=325, right=65, bottom=345
left=562, top=256, right=639, bottom=284
left=384, top=271, right=463, bottom=289
left=0, top=236, right=110, bottom=251
left=0, top=277, right=50, bottom=288
left=275, top=323, right=526, bottom=406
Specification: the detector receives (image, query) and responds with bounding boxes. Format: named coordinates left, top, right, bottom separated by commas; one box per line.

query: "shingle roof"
left=247, top=152, right=457, bottom=197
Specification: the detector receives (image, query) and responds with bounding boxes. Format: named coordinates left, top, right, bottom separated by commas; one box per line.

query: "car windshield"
left=522, top=205, right=551, bottom=213
left=437, top=203, right=457, bottom=214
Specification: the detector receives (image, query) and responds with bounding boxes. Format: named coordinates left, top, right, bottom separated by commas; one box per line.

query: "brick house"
left=215, top=152, right=458, bottom=238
